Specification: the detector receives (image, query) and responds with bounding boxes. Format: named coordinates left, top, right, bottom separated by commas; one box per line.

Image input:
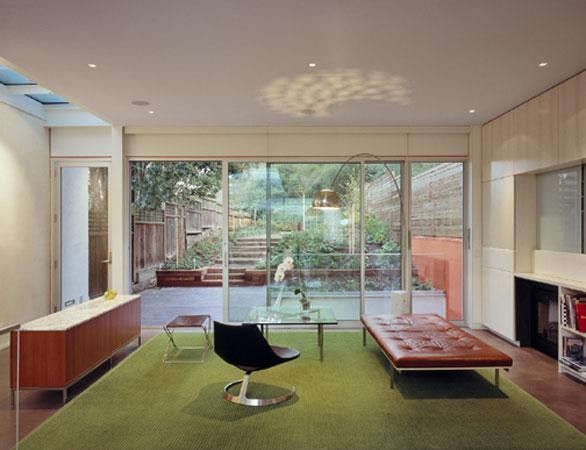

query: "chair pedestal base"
left=224, top=373, right=295, bottom=407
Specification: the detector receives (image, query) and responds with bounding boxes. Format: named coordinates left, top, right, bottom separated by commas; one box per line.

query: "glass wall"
left=267, top=163, right=361, bottom=320
left=227, top=162, right=268, bottom=321
left=130, top=159, right=466, bottom=324
left=130, top=161, right=223, bottom=325
left=410, top=162, right=464, bottom=321
left=364, top=162, right=403, bottom=314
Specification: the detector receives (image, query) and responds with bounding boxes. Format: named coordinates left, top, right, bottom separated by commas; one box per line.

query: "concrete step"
left=230, top=243, right=268, bottom=249
left=229, top=257, right=264, bottom=265
left=230, top=251, right=265, bottom=258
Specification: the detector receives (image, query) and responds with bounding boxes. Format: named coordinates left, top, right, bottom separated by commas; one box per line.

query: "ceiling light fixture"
left=538, top=61, right=548, bottom=67
left=308, top=63, right=317, bottom=68
left=148, top=110, right=155, bottom=114
left=87, top=63, right=97, bottom=68
left=131, top=100, right=150, bottom=106
left=469, top=109, right=476, bottom=114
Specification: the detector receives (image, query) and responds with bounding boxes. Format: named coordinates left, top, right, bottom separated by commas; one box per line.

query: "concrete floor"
left=1, top=328, right=585, bottom=449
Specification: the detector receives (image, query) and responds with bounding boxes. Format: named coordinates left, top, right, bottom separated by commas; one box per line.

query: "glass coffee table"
left=245, top=306, right=338, bottom=362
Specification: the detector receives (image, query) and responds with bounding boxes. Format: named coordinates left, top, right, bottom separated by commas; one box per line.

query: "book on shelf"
left=562, top=294, right=586, bottom=331
left=576, top=301, right=586, bottom=332
left=562, top=336, right=585, bottom=371
left=560, top=357, right=586, bottom=372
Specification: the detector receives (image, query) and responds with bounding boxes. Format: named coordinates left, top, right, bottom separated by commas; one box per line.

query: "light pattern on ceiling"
left=260, top=69, right=412, bottom=118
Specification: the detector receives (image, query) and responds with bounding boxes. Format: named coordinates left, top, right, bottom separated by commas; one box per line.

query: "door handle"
left=101, top=251, right=112, bottom=264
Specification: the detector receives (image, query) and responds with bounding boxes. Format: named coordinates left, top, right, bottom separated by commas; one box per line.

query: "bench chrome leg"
left=390, top=367, right=395, bottom=389
left=362, top=328, right=366, bottom=347
left=495, top=368, right=500, bottom=388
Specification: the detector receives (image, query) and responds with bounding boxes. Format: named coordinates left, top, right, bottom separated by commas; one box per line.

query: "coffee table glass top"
left=245, top=306, right=338, bottom=325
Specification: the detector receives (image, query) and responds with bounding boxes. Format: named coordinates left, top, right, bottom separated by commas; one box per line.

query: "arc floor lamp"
left=312, top=152, right=411, bottom=310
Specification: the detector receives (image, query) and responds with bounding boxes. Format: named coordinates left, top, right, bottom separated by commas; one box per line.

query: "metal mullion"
left=403, top=160, right=412, bottom=302
left=360, top=161, right=366, bottom=316
left=580, top=164, right=586, bottom=253
left=266, top=163, right=272, bottom=307
left=221, top=160, right=230, bottom=322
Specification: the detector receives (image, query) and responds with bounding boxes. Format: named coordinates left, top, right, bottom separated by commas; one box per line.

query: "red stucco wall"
left=412, top=236, right=463, bottom=321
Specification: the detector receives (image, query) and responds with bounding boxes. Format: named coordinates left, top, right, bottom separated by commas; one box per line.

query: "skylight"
left=0, top=65, right=35, bottom=85
left=26, top=93, right=69, bottom=105
left=0, top=64, right=70, bottom=106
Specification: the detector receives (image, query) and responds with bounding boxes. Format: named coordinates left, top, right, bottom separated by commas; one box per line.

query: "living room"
left=1, top=1, right=586, bottom=449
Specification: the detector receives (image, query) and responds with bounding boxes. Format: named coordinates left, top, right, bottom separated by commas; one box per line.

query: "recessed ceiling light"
left=538, top=61, right=548, bottom=67
left=148, top=110, right=155, bottom=114
left=308, top=63, right=317, bottom=68
left=469, top=109, right=476, bottom=114
left=87, top=63, right=97, bottom=68
left=131, top=100, right=150, bottom=106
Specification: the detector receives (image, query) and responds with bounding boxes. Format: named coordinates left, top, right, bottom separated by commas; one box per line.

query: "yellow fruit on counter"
left=104, top=289, right=118, bottom=300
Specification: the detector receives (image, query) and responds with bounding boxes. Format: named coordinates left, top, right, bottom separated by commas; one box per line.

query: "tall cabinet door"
left=57, top=165, right=110, bottom=309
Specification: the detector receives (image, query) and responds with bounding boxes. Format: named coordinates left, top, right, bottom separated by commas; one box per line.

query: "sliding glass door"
left=129, top=161, right=223, bottom=325
left=226, top=161, right=409, bottom=321
left=410, top=162, right=464, bottom=320
left=267, top=163, right=361, bottom=320
left=364, top=162, right=403, bottom=314
left=227, top=162, right=268, bottom=321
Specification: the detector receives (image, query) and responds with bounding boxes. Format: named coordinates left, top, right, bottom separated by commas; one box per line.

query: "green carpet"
left=19, top=332, right=586, bottom=450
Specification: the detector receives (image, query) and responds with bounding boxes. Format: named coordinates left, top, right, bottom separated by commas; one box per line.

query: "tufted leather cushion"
left=362, top=314, right=513, bottom=369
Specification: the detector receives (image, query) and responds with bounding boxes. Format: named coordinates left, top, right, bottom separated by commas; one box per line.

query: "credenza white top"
left=515, top=272, right=586, bottom=293
left=19, top=294, right=140, bottom=331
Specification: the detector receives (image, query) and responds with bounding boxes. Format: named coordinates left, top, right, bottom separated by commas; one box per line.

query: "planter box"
left=156, top=269, right=202, bottom=287
left=244, top=269, right=267, bottom=286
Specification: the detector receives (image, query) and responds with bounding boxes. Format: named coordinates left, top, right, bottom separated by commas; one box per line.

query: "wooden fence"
left=132, top=209, right=165, bottom=284
left=131, top=199, right=251, bottom=283
left=365, top=162, right=463, bottom=239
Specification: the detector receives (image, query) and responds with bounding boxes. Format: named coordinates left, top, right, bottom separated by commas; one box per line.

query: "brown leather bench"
left=361, top=314, right=513, bottom=388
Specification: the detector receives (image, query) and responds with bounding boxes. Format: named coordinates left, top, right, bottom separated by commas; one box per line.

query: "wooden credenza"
left=10, top=295, right=141, bottom=405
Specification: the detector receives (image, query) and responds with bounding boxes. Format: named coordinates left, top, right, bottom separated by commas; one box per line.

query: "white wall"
left=60, top=167, right=89, bottom=307
left=51, top=126, right=113, bottom=157
left=124, top=126, right=469, bottom=159
left=0, top=101, right=50, bottom=349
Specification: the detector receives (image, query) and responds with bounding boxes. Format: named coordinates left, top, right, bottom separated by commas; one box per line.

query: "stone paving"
left=139, top=286, right=400, bottom=326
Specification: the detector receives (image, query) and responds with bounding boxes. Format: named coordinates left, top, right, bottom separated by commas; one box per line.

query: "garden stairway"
left=199, top=268, right=246, bottom=286
left=200, top=235, right=281, bottom=285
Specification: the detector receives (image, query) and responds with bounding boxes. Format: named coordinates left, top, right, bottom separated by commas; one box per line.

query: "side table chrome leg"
left=362, top=327, right=366, bottom=346
left=62, top=388, right=68, bottom=404
left=164, top=326, right=178, bottom=349
left=203, top=319, right=212, bottom=350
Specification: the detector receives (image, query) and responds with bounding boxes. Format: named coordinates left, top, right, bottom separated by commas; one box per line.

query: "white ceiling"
left=1, top=0, right=585, bottom=127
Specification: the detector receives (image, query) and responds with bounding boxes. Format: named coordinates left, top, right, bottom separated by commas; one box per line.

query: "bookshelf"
left=515, top=273, right=586, bottom=384
left=559, top=287, right=586, bottom=383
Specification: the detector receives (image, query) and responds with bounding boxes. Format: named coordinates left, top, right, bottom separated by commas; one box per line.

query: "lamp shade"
left=313, top=189, right=341, bottom=209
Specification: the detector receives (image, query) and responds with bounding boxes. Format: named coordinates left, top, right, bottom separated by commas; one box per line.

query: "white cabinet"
left=559, top=71, right=586, bottom=163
